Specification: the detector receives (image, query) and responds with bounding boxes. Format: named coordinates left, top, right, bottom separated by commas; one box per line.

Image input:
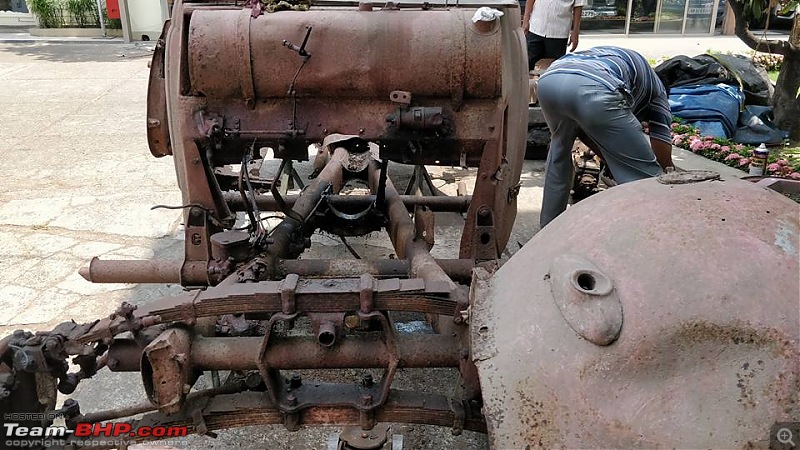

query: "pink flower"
left=789, top=172, right=800, bottom=180
left=672, top=134, right=685, bottom=145
left=690, top=140, right=704, bottom=151
left=710, top=143, right=721, bottom=151
left=738, top=158, right=751, bottom=166
left=725, top=153, right=742, bottom=161
left=734, top=144, right=745, bottom=151
left=670, top=123, right=679, bottom=129
left=777, top=159, right=789, bottom=166
left=704, top=136, right=714, bottom=141
left=720, top=146, right=730, bottom=153
left=767, top=163, right=781, bottom=172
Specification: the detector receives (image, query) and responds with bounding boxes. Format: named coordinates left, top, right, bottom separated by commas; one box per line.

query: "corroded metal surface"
left=471, top=175, right=800, bottom=448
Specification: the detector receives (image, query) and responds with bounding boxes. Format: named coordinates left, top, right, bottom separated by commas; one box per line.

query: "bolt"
left=361, top=394, right=373, bottom=407
left=359, top=128, right=365, bottom=134
left=191, top=233, right=202, bottom=245
left=361, top=374, right=374, bottom=387
left=361, top=432, right=369, bottom=438
left=286, top=394, right=298, bottom=407
left=245, top=372, right=263, bottom=389
left=289, top=374, right=302, bottom=389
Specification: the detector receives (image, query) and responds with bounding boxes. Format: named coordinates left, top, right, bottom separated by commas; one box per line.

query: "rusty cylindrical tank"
left=471, top=173, right=800, bottom=448
left=149, top=0, right=529, bottom=265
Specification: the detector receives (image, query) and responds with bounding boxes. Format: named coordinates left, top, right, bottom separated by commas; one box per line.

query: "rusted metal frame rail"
left=69, top=389, right=486, bottom=449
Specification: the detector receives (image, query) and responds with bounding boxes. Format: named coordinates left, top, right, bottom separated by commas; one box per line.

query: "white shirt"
left=529, top=0, right=587, bottom=39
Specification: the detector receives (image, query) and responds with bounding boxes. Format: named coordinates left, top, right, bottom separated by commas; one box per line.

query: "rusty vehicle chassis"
left=0, top=148, right=487, bottom=449
left=0, top=0, right=532, bottom=447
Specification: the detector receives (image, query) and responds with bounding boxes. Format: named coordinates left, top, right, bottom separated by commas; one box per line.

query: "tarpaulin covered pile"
left=655, top=53, right=787, bottom=144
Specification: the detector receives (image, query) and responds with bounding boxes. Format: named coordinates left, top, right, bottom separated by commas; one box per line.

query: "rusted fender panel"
left=471, top=174, right=800, bottom=448
left=188, top=9, right=501, bottom=100
left=147, top=20, right=171, bottom=157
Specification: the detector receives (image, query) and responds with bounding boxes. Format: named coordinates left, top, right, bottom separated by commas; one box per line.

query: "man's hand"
left=523, top=16, right=530, bottom=33
left=569, top=6, right=582, bottom=52
left=568, top=29, right=579, bottom=52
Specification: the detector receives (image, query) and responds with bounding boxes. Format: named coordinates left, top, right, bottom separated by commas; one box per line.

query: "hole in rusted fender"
left=569, top=269, right=612, bottom=296
left=478, top=326, right=489, bottom=335
left=480, top=233, right=490, bottom=245
left=576, top=272, right=595, bottom=291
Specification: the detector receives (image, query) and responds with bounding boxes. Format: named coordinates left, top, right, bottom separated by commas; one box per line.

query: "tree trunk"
left=773, top=52, right=800, bottom=141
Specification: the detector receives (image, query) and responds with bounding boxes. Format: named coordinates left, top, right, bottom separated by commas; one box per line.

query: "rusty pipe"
left=188, top=334, right=460, bottom=370
left=223, top=192, right=472, bottom=213
left=315, top=321, right=337, bottom=348
left=78, top=258, right=474, bottom=285
left=110, top=335, right=462, bottom=372
left=262, top=148, right=347, bottom=274
left=79, top=257, right=183, bottom=284
left=368, top=162, right=455, bottom=289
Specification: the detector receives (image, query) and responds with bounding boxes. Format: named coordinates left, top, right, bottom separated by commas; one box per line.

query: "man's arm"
left=651, top=137, right=674, bottom=170
left=523, top=0, right=534, bottom=33
left=568, top=6, right=582, bottom=52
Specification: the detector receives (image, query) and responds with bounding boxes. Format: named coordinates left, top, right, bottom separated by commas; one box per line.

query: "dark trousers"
left=526, top=32, right=568, bottom=70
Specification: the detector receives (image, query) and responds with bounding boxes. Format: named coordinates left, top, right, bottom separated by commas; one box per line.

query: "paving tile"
left=0, top=284, right=38, bottom=326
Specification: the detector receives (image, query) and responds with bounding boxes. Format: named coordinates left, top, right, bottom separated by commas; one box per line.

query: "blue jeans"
left=537, top=72, right=663, bottom=228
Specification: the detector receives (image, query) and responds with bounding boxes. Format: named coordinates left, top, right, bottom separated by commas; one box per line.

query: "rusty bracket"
left=472, top=207, right=497, bottom=261
left=190, top=395, right=218, bottom=438
left=255, top=312, right=299, bottom=411
left=181, top=206, right=213, bottom=286
left=507, top=182, right=522, bottom=204
left=414, top=205, right=435, bottom=249
left=141, top=327, right=193, bottom=415
left=359, top=273, right=374, bottom=314
left=448, top=397, right=465, bottom=436
left=254, top=308, right=399, bottom=432
left=280, top=273, right=300, bottom=315
left=491, top=157, right=509, bottom=182
left=389, top=90, right=411, bottom=106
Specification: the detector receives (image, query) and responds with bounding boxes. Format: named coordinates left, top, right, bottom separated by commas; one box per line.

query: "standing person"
left=537, top=46, right=675, bottom=228
left=522, top=0, right=586, bottom=70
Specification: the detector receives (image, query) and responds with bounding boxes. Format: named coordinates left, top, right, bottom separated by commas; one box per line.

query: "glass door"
left=627, top=0, right=657, bottom=33
left=655, top=0, right=688, bottom=33
left=684, top=0, right=720, bottom=33
left=580, top=0, right=628, bottom=34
